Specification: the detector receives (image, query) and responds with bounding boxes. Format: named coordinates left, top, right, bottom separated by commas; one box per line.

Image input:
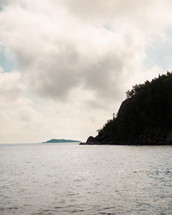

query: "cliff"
left=81, top=72, right=172, bottom=145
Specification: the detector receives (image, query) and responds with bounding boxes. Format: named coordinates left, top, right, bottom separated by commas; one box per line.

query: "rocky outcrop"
left=81, top=131, right=172, bottom=145
left=80, top=136, right=100, bottom=145
left=117, top=97, right=136, bottom=118
left=80, top=136, right=115, bottom=145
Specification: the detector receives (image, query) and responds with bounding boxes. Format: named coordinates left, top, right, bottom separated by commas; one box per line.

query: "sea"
left=0, top=142, right=172, bottom=215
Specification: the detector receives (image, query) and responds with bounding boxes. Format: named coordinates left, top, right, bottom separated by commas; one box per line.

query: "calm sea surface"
left=0, top=143, right=172, bottom=215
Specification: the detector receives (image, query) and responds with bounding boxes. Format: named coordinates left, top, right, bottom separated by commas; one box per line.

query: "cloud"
left=57, top=0, right=172, bottom=29
left=0, top=101, right=51, bottom=143
left=0, top=1, right=146, bottom=102
left=0, top=66, right=3, bottom=73
left=0, top=0, right=172, bottom=142
left=0, top=70, right=26, bottom=103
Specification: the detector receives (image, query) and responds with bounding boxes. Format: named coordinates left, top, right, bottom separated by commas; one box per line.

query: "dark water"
left=1, top=143, right=172, bottom=215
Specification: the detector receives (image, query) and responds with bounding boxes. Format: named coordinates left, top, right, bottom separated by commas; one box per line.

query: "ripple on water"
left=1, top=144, right=172, bottom=215
left=0, top=206, right=19, bottom=214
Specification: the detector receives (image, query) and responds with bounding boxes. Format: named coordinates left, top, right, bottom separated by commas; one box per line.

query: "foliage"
left=97, top=72, right=172, bottom=143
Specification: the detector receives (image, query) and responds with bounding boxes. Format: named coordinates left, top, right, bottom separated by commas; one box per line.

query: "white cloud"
left=0, top=70, right=26, bottom=103
left=56, top=0, right=172, bottom=30
left=0, top=66, right=3, bottom=73
left=0, top=2, right=146, bottom=100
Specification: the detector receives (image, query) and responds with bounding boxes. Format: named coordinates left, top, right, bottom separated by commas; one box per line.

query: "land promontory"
left=81, top=72, right=172, bottom=145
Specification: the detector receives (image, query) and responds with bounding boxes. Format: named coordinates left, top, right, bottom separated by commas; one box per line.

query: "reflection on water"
left=1, top=143, right=172, bottom=215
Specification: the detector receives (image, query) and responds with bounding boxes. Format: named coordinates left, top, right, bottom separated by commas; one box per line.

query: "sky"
left=0, top=0, right=172, bottom=143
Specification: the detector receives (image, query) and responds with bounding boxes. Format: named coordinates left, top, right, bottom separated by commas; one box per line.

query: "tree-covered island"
left=81, top=72, right=172, bottom=145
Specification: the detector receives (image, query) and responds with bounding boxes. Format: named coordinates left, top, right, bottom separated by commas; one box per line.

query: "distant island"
left=81, top=72, right=172, bottom=145
left=43, top=139, right=81, bottom=143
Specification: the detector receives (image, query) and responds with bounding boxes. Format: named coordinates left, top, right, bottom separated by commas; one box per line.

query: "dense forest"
left=82, top=72, right=172, bottom=145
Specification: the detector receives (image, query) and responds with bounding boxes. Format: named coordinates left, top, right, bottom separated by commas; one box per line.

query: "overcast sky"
left=0, top=0, right=172, bottom=143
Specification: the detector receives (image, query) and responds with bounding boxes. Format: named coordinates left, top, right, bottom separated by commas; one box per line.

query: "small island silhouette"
left=43, top=139, right=80, bottom=143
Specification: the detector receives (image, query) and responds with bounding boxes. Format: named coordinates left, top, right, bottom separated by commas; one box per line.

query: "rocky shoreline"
left=80, top=131, right=172, bottom=145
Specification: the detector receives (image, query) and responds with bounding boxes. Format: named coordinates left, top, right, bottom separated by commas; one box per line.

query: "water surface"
left=0, top=143, right=172, bottom=214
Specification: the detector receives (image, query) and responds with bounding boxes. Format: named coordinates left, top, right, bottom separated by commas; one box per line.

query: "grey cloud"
left=58, top=0, right=172, bottom=29
left=33, top=32, right=140, bottom=101
left=82, top=54, right=124, bottom=95
left=0, top=0, right=168, bottom=104
left=11, top=28, right=144, bottom=102
left=31, top=44, right=81, bottom=99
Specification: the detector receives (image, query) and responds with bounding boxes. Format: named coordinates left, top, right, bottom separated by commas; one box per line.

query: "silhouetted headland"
left=80, top=72, right=172, bottom=145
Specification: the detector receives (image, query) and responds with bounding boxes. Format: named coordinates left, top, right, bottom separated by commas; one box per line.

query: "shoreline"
left=80, top=135, right=172, bottom=146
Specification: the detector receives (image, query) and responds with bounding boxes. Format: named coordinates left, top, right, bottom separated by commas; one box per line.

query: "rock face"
left=80, top=136, right=100, bottom=145
left=80, top=136, right=115, bottom=145
left=80, top=131, right=172, bottom=146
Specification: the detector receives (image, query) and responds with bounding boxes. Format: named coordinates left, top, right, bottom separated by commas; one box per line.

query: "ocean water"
left=0, top=143, right=172, bottom=215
